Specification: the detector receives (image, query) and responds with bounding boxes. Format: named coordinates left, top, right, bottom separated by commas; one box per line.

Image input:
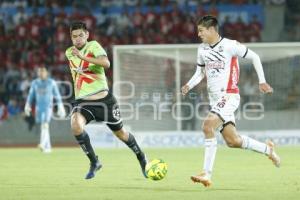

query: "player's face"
left=197, top=25, right=214, bottom=44
left=71, top=29, right=89, bottom=49
left=38, top=68, right=48, bottom=80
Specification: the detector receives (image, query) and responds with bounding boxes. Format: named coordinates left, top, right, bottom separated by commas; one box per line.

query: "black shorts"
left=72, top=92, right=123, bottom=131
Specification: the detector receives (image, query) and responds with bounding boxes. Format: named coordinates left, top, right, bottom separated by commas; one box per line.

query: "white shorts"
left=209, top=93, right=240, bottom=125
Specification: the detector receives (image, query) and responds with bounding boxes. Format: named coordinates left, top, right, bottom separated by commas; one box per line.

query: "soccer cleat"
left=191, top=172, right=212, bottom=187
left=37, top=144, right=51, bottom=153
left=266, top=141, right=281, bottom=167
left=37, top=144, right=43, bottom=151
left=138, top=153, right=148, bottom=178
left=85, top=159, right=102, bottom=180
left=43, top=149, right=52, bottom=153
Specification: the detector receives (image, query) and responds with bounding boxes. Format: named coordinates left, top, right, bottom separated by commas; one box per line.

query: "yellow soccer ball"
left=145, top=159, right=168, bottom=181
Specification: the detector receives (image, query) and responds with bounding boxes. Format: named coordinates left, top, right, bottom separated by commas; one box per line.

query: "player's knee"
left=113, top=129, right=127, bottom=141
left=71, top=122, right=84, bottom=135
left=225, top=137, right=242, bottom=148
left=225, top=140, right=236, bottom=148
left=202, top=122, right=213, bottom=136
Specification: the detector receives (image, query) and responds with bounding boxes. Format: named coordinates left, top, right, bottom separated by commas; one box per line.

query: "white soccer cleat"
left=266, top=141, right=280, bottom=167
left=43, top=149, right=52, bottom=153
left=37, top=144, right=43, bottom=151
left=37, top=144, right=52, bottom=153
left=191, top=172, right=212, bottom=187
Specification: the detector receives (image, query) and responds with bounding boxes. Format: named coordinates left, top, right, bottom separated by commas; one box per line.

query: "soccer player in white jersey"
left=181, top=15, right=280, bottom=187
left=24, top=66, right=66, bottom=153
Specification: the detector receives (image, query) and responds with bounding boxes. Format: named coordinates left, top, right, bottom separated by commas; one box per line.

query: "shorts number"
left=217, top=97, right=226, bottom=108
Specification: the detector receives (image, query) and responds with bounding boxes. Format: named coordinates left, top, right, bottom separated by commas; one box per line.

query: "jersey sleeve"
left=197, top=46, right=205, bottom=67
left=232, top=40, right=248, bottom=58
left=89, top=41, right=107, bottom=58
left=65, top=47, right=73, bottom=60
left=26, top=81, right=36, bottom=105
left=52, top=80, right=63, bottom=105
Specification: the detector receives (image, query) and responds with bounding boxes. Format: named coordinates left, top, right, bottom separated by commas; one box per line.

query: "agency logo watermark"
left=52, top=81, right=264, bottom=121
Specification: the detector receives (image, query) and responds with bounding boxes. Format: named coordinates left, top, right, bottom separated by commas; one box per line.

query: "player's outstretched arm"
left=52, top=80, right=66, bottom=118
left=57, top=104, right=66, bottom=119
left=259, top=83, right=273, bottom=94
left=24, top=83, right=35, bottom=116
left=71, top=47, right=110, bottom=68
left=181, top=84, right=190, bottom=96
left=244, top=49, right=273, bottom=94
left=24, top=103, right=31, bottom=116
left=181, top=66, right=205, bottom=96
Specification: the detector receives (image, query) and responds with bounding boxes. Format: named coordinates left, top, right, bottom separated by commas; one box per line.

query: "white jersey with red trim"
left=197, top=37, right=248, bottom=95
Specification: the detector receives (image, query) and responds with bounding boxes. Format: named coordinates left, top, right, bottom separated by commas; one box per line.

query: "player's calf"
left=224, top=137, right=243, bottom=148
left=117, top=131, right=148, bottom=178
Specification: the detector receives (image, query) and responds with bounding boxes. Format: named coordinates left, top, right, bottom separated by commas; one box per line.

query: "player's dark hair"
left=197, top=15, right=219, bottom=32
left=70, top=21, right=87, bottom=32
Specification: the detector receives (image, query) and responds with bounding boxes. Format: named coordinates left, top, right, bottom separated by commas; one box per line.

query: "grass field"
left=0, top=147, right=299, bottom=200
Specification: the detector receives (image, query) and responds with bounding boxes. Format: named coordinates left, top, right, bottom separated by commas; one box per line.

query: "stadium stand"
left=0, top=0, right=294, bottom=125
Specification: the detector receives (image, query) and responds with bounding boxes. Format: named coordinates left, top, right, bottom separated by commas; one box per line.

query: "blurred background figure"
left=24, top=66, right=65, bottom=153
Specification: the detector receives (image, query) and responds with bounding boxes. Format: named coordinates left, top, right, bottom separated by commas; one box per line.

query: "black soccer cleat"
left=85, top=160, right=102, bottom=180
left=138, top=153, right=148, bottom=178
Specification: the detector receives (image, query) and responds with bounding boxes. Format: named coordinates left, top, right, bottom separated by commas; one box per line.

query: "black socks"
left=75, top=132, right=144, bottom=163
left=124, top=133, right=145, bottom=160
left=75, top=131, right=98, bottom=164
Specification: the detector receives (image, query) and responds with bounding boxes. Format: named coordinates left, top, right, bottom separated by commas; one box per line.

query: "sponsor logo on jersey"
left=206, top=61, right=225, bottom=72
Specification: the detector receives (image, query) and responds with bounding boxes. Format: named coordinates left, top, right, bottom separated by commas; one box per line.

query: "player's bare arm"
left=71, top=47, right=110, bottom=68
left=259, top=83, right=273, bottom=94
left=181, top=84, right=190, bottom=96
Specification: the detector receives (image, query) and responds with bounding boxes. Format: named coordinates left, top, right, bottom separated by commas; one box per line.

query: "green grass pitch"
left=0, top=147, right=299, bottom=200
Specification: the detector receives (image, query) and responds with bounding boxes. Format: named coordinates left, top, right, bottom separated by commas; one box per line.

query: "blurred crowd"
left=282, top=0, right=300, bottom=41
left=0, top=0, right=291, bottom=124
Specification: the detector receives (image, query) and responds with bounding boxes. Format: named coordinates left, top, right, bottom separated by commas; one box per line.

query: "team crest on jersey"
left=218, top=46, right=224, bottom=52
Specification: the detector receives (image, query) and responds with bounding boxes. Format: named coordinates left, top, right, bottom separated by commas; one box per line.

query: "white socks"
left=201, top=135, right=271, bottom=180
left=40, top=123, right=51, bottom=153
left=203, top=138, right=217, bottom=179
left=241, top=135, right=270, bottom=155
